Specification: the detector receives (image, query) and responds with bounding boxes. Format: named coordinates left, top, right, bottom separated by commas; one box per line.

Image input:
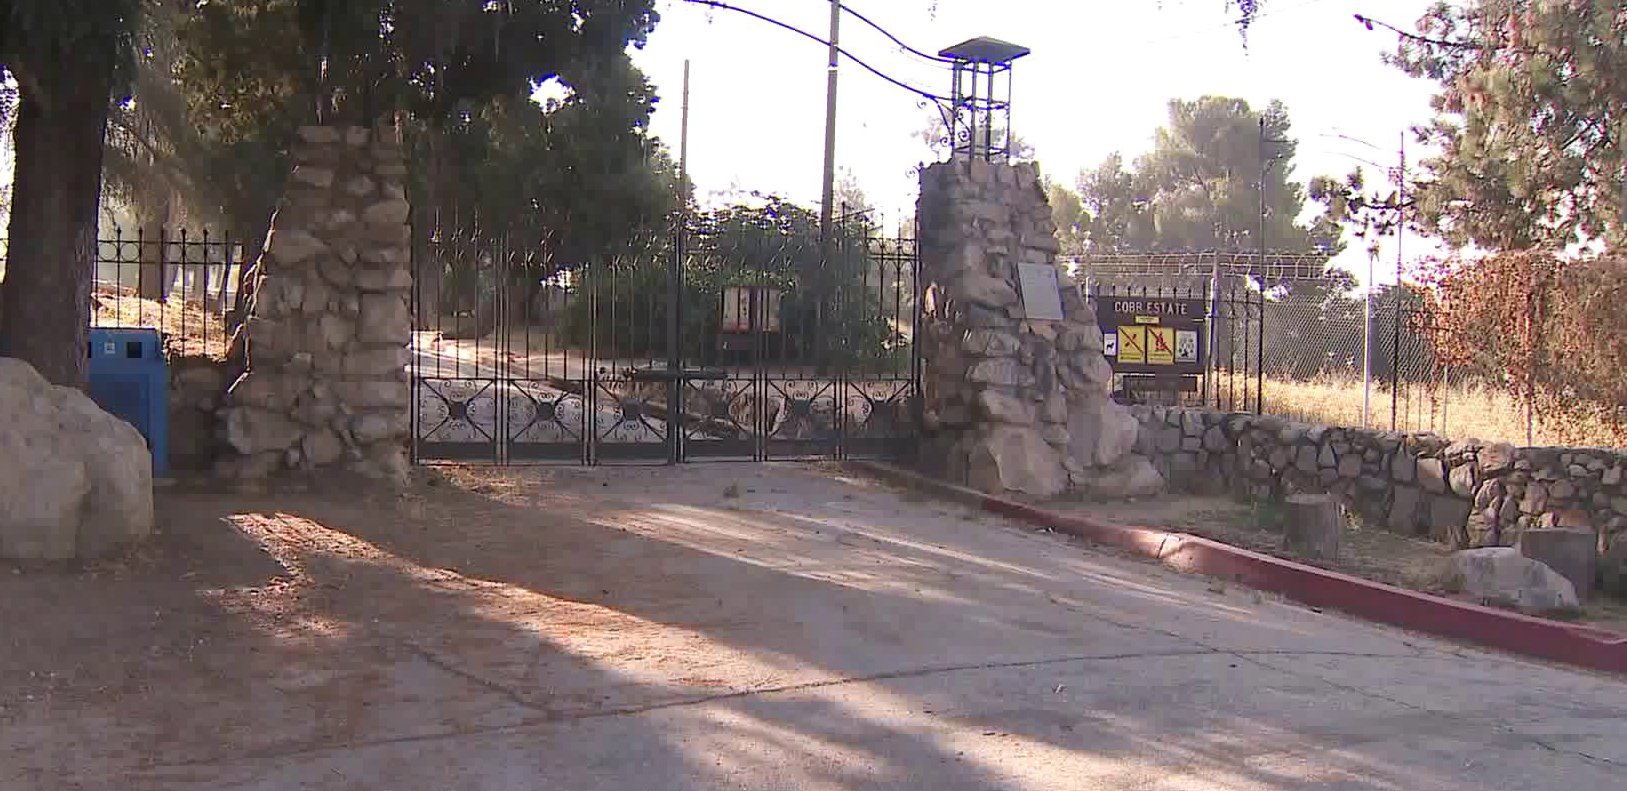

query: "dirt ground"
left=4, top=464, right=1626, bottom=790
left=1049, top=493, right=1627, bottom=633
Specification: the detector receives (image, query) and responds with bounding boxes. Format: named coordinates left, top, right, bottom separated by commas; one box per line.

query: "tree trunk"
left=137, top=199, right=170, bottom=301
left=1, top=64, right=116, bottom=388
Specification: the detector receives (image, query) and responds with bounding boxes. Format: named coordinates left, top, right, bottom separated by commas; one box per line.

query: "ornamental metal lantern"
left=938, top=36, right=1031, bottom=163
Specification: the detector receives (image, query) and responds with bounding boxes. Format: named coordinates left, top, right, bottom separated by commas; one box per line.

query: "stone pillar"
left=916, top=158, right=1161, bottom=499
left=215, top=125, right=413, bottom=484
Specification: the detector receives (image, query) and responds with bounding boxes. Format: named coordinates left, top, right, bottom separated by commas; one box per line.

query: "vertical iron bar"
left=1391, top=295, right=1402, bottom=431
left=1255, top=289, right=1264, bottom=415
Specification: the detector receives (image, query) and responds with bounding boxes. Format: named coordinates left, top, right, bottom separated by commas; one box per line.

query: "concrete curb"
left=850, top=460, right=1627, bottom=676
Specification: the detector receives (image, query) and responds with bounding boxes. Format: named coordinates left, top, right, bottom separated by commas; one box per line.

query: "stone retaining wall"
left=1133, top=405, right=1627, bottom=586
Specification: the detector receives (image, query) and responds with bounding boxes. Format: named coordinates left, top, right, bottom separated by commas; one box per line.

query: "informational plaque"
left=1016, top=263, right=1065, bottom=321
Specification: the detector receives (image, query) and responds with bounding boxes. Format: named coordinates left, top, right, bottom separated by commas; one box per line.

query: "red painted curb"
left=850, top=461, right=1627, bottom=676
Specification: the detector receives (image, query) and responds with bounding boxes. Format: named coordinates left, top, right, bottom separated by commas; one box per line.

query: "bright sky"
left=631, top=0, right=1446, bottom=288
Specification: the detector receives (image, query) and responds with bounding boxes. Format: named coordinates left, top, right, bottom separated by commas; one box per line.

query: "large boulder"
left=1444, top=547, right=1579, bottom=612
left=1066, top=393, right=1139, bottom=468
left=0, top=358, right=154, bottom=560
left=957, top=424, right=1067, bottom=498
left=1074, top=454, right=1165, bottom=500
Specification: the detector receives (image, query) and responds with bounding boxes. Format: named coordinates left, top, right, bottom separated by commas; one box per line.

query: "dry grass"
left=91, top=287, right=230, bottom=360
left=1262, top=374, right=1623, bottom=448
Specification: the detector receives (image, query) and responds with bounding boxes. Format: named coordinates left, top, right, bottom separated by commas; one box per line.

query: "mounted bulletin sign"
left=1091, top=295, right=1207, bottom=391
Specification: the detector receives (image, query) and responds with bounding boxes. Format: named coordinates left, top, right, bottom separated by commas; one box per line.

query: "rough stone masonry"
left=214, top=125, right=413, bottom=484
left=916, top=158, right=1162, bottom=499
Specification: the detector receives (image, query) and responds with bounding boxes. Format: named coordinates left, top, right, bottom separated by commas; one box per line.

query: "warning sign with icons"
left=1116, top=326, right=1147, bottom=364
left=1146, top=327, right=1176, bottom=366
left=1175, top=330, right=1199, bottom=364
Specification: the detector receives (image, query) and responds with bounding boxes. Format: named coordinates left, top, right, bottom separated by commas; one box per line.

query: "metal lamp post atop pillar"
left=938, top=37, right=1031, bottom=163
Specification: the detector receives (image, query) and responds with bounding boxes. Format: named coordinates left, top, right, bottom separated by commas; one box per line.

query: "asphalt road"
left=86, top=464, right=1623, bottom=790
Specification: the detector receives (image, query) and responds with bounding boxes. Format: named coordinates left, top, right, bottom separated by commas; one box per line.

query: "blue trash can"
left=86, top=327, right=170, bottom=479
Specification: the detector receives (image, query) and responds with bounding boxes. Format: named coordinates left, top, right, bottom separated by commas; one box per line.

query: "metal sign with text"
left=1092, top=295, right=1207, bottom=377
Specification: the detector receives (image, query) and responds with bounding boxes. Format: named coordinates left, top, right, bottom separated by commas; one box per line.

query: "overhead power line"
left=836, top=3, right=956, bottom=65
left=681, top=0, right=950, bottom=104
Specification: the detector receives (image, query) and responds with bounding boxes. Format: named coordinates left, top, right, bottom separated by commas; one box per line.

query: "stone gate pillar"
left=216, top=124, right=414, bottom=484
left=916, top=158, right=1162, bottom=499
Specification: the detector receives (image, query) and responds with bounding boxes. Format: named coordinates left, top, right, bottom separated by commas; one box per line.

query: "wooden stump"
left=1517, top=528, right=1596, bottom=601
left=1281, top=493, right=1342, bottom=562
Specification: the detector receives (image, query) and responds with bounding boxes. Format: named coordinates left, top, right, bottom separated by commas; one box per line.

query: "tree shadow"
left=4, top=466, right=1620, bottom=790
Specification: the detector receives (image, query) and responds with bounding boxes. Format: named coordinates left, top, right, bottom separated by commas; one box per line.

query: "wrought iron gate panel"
left=412, top=219, right=921, bottom=465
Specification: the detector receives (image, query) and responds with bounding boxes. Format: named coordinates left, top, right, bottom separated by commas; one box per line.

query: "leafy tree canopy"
left=1325, top=0, right=1627, bottom=253
left=1067, top=96, right=1344, bottom=257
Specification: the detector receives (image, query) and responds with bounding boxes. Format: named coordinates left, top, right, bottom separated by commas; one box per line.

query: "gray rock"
left=0, top=359, right=155, bottom=560
left=968, top=358, right=1037, bottom=387
left=223, top=406, right=306, bottom=455
left=1180, top=410, right=1204, bottom=437
left=976, top=388, right=1037, bottom=425
left=362, top=198, right=412, bottom=227
left=1203, top=426, right=1228, bottom=452
left=1549, top=479, right=1577, bottom=501
left=1521, top=483, right=1549, bottom=515
left=960, top=425, right=1067, bottom=497
left=344, top=175, right=377, bottom=197
left=291, top=166, right=335, bottom=189
left=1295, top=445, right=1319, bottom=474
left=354, top=266, right=412, bottom=292
left=1388, top=485, right=1421, bottom=533
left=358, top=293, right=411, bottom=344
left=1073, top=454, right=1165, bottom=499
left=1479, top=443, right=1515, bottom=474
left=1042, top=392, right=1068, bottom=424
left=301, top=429, right=347, bottom=466
left=1067, top=394, right=1140, bottom=468
left=1445, top=547, right=1578, bottom=612
left=1417, top=457, right=1447, bottom=493
left=962, top=329, right=1022, bottom=357
left=1319, top=443, right=1337, bottom=468
left=1449, top=462, right=1477, bottom=498
left=361, top=246, right=412, bottom=267
left=1605, top=465, right=1623, bottom=487
left=268, top=228, right=328, bottom=264
left=952, top=273, right=1019, bottom=308
left=1338, top=454, right=1363, bottom=479
left=1428, top=495, right=1472, bottom=548
left=1040, top=424, right=1070, bottom=446
left=343, top=346, right=410, bottom=377
left=1390, top=451, right=1417, bottom=483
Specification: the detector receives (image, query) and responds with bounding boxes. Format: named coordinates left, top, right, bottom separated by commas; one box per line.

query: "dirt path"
left=3, top=465, right=1623, bottom=790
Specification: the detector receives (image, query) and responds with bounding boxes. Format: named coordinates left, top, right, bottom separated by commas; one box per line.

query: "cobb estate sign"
left=1091, top=296, right=1207, bottom=383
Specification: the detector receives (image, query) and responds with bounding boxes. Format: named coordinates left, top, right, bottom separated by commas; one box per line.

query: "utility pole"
left=680, top=60, right=692, bottom=207
left=819, top=0, right=840, bottom=243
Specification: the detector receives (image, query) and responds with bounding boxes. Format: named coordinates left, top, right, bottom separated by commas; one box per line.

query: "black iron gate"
left=411, top=217, right=921, bottom=464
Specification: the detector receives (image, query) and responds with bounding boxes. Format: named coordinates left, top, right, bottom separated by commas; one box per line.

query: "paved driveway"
left=3, top=464, right=1622, bottom=790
